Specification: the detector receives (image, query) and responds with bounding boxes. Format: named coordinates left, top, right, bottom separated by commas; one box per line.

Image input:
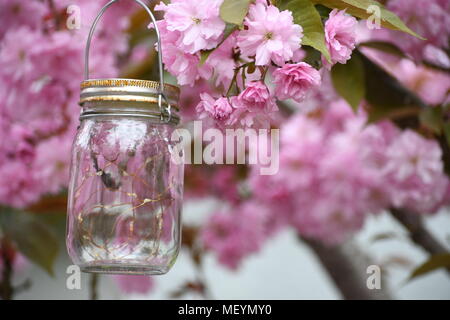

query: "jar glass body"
left=66, top=102, right=184, bottom=275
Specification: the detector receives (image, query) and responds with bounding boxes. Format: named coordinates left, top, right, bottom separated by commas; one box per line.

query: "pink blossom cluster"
left=0, top=0, right=132, bottom=207
left=1, top=0, right=448, bottom=277
left=248, top=101, right=449, bottom=245
left=237, top=2, right=303, bottom=66
left=374, top=0, right=450, bottom=62
left=197, top=99, right=449, bottom=266
left=397, top=60, right=450, bottom=106
left=152, top=0, right=225, bottom=86
left=324, top=9, right=358, bottom=67
left=155, top=1, right=361, bottom=129
left=176, top=1, right=450, bottom=265
left=201, top=201, right=271, bottom=269
left=360, top=45, right=450, bottom=106
left=195, top=81, right=279, bottom=129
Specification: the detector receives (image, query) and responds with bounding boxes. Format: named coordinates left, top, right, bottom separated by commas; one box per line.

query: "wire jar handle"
left=84, top=0, right=172, bottom=123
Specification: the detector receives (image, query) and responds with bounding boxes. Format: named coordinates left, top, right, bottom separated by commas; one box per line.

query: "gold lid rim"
left=80, top=78, right=180, bottom=110
left=80, top=78, right=180, bottom=94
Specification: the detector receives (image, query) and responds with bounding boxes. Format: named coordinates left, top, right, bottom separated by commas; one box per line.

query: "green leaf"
left=331, top=53, right=365, bottom=111
left=0, top=210, right=59, bottom=276
left=220, top=0, right=253, bottom=26
left=358, top=41, right=406, bottom=59
left=369, top=232, right=401, bottom=243
left=280, top=0, right=331, bottom=62
left=314, top=4, right=332, bottom=19
left=408, top=254, right=450, bottom=282
left=420, top=107, right=444, bottom=134
left=303, top=46, right=323, bottom=70
left=311, top=0, right=425, bottom=39
left=200, top=50, right=213, bottom=65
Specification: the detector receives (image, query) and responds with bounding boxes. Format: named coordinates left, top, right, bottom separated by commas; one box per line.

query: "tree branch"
left=0, top=238, right=14, bottom=300
left=89, top=274, right=99, bottom=300
left=302, top=237, right=393, bottom=300
left=391, top=209, right=450, bottom=274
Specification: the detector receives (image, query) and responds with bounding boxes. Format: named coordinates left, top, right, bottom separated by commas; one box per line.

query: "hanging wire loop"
left=83, top=0, right=172, bottom=123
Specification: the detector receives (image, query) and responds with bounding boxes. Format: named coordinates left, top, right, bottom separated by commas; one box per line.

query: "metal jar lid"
left=80, top=0, right=179, bottom=124
left=79, top=78, right=180, bottom=108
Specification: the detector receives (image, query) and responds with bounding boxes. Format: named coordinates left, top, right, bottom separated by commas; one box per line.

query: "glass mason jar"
left=67, top=79, right=184, bottom=275
left=67, top=0, right=184, bottom=276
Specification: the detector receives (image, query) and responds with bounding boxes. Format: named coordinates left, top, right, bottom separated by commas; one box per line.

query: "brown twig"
left=0, top=238, right=14, bottom=300
left=89, top=274, right=99, bottom=300
left=47, top=0, right=61, bottom=29
left=180, top=226, right=213, bottom=299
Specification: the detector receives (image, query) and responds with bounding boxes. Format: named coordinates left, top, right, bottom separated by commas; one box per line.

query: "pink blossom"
left=0, top=0, right=130, bottom=209
left=319, top=98, right=359, bottom=133
left=0, top=28, right=94, bottom=138
left=237, top=2, right=303, bottom=66
left=204, top=33, right=238, bottom=88
left=0, top=27, right=39, bottom=81
left=33, top=137, right=72, bottom=195
left=155, top=0, right=225, bottom=54
left=129, top=44, right=149, bottom=64
left=294, top=70, right=339, bottom=111
left=32, top=31, right=85, bottom=83
left=151, top=20, right=212, bottom=86
left=386, top=0, right=450, bottom=60
left=324, top=10, right=357, bottom=66
left=0, top=0, right=47, bottom=39
left=293, top=199, right=366, bottom=245
left=196, top=93, right=233, bottom=124
left=112, top=275, right=154, bottom=295
left=165, top=45, right=212, bottom=86
left=283, top=120, right=372, bottom=243
left=382, top=130, right=449, bottom=214
left=237, top=81, right=273, bottom=109
left=272, top=62, right=321, bottom=102
left=292, top=49, right=307, bottom=63
left=179, top=80, right=212, bottom=122
left=210, top=166, right=241, bottom=204
left=254, top=113, right=324, bottom=201
left=249, top=168, right=293, bottom=221
left=359, top=50, right=450, bottom=106
left=201, top=202, right=269, bottom=269
left=393, top=59, right=450, bottom=106
left=249, top=102, right=407, bottom=244
left=397, top=174, right=450, bottom=215
left=228, top=81, right=278, bottom=128
left=212, top=97, right=234, bottom=121
left=202, top=212, right=243, bottom=269
left=423, top=45, right=450, bottom=69
left=57, top=0, right=136, bottom=58
left=320, top=120, right=390, bottom=214
left=0, top=162, right=40, bottom=208
left=384, top=130, right=443, bottom=185
left=0, top=123, right=35, bottom=166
